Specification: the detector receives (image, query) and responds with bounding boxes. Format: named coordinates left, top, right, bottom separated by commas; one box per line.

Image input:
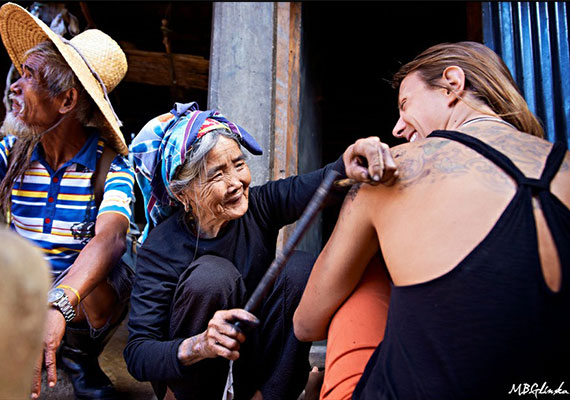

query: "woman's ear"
left=442, top=66, right=466, bottom=107
left=58, top=87, right=79, bottom=115
left=173, top=192, right=188, bottom=209
left=174, top=188, right=196, bottom=213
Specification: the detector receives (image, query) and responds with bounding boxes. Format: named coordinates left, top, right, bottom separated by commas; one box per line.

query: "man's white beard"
left=0, top=112, right=43, bottom=142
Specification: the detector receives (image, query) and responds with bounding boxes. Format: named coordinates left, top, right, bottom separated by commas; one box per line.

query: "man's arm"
left=59, top=212, right=128, bottom=301
left=58, top=151, right=136, bottom=301
left=32, top=212, right=128, bottom=397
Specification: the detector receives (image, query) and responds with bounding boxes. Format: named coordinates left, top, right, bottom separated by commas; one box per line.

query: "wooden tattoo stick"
left=225, top=171, right=339, bottom=400
left=236, top=170, right=340, bottom=328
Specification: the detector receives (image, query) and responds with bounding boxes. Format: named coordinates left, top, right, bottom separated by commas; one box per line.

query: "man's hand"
left=31, top=309, right=66, bottom=398
left=342, top=136, right=398, bottom=186
left=177, top=309, right=259, bottom=366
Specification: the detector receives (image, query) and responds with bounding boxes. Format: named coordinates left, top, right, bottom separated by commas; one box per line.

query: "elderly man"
left=0, top=3, right=134, bottom=399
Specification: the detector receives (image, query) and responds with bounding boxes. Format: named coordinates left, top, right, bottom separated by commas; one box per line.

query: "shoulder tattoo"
left=394, top=140, right=456, bottom=189
left=393, top=137, right=512, bottom=192
left=347, top=183, right=362, bottom=201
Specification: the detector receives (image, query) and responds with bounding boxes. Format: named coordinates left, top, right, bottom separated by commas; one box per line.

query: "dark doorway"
left=300, top=2, right=477, bottom=247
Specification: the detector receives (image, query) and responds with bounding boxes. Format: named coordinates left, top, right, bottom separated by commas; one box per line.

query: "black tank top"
left=353, top=131, right=570, bottom=400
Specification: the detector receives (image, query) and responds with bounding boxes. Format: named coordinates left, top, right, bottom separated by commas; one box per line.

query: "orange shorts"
left=320, top=255, right=391, bottom=400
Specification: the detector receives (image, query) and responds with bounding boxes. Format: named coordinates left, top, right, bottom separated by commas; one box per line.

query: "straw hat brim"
left=0, top=2, right=128, bottom=155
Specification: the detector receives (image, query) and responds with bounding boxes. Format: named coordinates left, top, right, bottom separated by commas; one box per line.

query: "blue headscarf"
left=129, top=102, right=263, bottom=241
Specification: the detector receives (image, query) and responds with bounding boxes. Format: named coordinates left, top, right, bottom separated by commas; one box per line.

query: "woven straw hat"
left=0, top=2, right=128, bottom=155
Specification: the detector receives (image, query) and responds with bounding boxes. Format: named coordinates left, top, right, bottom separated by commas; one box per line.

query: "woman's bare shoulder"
left=389, top=129, right=569, bottom=190
left=463, top=126, right=568, bottom=176
left=342, top=140, right=459, bottom=201
left=346, top=129, right=570, bottom=210
left=386, top=139, right=482, bottom=190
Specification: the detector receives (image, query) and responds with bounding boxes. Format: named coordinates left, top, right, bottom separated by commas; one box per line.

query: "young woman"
left=294, top=42, right=570, bottom=399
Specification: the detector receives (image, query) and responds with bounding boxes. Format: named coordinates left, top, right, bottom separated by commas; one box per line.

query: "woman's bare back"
left=365, top=125, right=570, bottom=291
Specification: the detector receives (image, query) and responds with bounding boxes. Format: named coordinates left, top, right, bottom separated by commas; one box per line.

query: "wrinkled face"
left=187, top=135, right=251, bottom=225
left=2, top=53, right=60, bottom=140
left=392, top=71, right=448, bottom=143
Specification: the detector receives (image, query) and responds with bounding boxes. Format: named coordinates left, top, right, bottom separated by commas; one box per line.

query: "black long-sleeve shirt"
left=124, top=158, right=347, bottom=382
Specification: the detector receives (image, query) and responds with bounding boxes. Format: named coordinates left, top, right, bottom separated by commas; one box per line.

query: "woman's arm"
left=124, top=244, right=187, bottom=381
left=343, top=136, right=398, bottom=185
left=293, top=183, right=381, bottom=341
left=254, top=136, right=398, bottom=229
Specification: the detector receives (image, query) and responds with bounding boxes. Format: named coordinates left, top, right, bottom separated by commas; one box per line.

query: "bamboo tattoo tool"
left=223, top=170, right=339, bottom=400
left=333, top=177, right=370, bottom=188
left=236, top=169, right=340, bottom=326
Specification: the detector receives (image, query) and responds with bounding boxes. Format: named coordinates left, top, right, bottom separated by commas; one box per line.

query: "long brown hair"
left=392, top=41, right=544, bottom=138
left=0, top=41, right=100, bottom=219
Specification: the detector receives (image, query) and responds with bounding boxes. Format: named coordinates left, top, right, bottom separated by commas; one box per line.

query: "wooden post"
left=273, top=2, right=302, bottom=249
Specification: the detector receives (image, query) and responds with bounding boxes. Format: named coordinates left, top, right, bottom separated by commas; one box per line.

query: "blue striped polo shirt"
left=0, top=132, right=135, bottom=273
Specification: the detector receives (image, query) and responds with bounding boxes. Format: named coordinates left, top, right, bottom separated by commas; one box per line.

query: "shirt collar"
left=31, top=131, right=101, bottom=171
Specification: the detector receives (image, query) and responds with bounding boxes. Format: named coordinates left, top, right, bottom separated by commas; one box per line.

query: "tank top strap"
left=428, top=130, right=527, bottom=184
left=428, top=131, right=566, bottom=193
left=538, top=141, right=568, bottom=184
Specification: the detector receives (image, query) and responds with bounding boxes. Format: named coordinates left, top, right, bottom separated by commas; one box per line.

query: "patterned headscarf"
left=129, top=102, right=263, bottom=241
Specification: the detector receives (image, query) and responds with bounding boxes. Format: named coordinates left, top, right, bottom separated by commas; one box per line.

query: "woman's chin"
left=225, top=199, right=249, bottom=220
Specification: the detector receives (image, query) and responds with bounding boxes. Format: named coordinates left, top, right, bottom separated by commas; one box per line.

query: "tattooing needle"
left=333, top=177, right=376, bottom=188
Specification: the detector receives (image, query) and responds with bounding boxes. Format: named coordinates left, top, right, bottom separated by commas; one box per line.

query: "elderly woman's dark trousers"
left=166, top=252, right=314, bottom=400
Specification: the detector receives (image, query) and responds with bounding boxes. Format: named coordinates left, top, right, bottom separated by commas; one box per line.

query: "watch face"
left=48, top=288, right=65, bottom=303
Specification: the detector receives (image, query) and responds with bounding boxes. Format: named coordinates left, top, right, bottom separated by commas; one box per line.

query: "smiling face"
left=392, top=71, right=449, bottom=143
left=184, top=135, right=251, bottom=236
left=3, top=53, right=61, bottom=140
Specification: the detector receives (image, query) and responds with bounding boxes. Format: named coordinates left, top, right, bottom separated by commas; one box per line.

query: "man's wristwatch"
left=47, top=288, right=76, bottom=323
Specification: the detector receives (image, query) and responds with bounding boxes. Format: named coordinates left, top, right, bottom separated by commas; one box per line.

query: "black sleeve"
left=123, top=242, right=186, bottom=382
left=250, top=156, right=348, bottom=229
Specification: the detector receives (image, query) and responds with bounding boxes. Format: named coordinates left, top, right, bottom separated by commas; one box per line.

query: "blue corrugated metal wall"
left=482, top=2, right=569, bottom=144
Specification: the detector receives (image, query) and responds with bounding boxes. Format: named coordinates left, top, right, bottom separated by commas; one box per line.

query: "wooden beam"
left=123, top=49, right=209, bottom=91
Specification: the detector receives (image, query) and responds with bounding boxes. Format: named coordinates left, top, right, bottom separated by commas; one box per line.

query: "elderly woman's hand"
left=342, top=136, right=399, bottom=186
left=177, top=309, right=259, bottom=366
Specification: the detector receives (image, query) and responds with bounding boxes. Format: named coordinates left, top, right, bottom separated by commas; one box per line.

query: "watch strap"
left=52, top=292, right=76, bottom=323
left=56, top=284, right=81, bottom=303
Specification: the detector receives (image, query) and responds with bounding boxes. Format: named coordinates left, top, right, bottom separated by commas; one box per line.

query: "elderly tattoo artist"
left=124, top=102, right=397, bottom=400
left=0, top=3, right=134, bottom=399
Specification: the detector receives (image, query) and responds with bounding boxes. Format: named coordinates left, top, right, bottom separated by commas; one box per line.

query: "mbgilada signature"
left=509, top=382, right=569, bottom=398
